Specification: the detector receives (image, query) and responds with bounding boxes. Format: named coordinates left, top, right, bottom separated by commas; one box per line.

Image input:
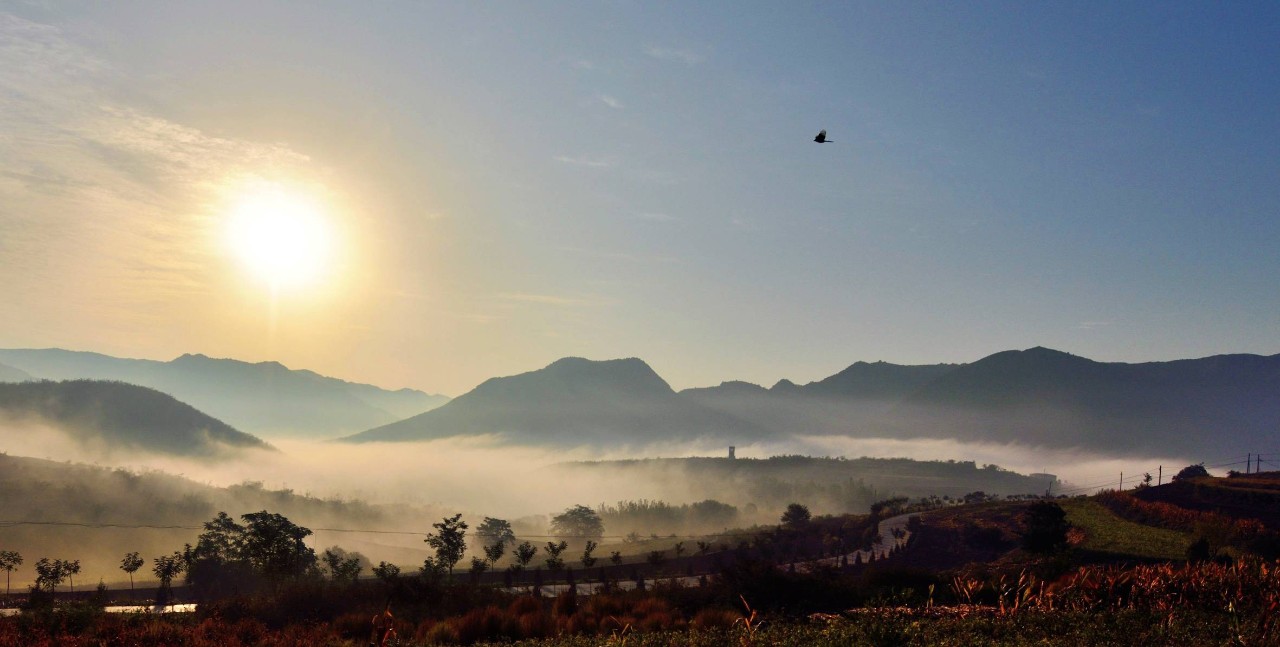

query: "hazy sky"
left=2, top=2, right=1277, bottom=396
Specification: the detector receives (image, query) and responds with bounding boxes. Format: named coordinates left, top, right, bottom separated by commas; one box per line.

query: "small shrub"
left=691, top=607, right=740, bottom=629
left=424, top=620, right=460, bottom=644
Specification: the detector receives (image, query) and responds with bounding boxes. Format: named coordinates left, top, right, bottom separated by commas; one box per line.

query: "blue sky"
left=1, top=2, right=1276, bottom=395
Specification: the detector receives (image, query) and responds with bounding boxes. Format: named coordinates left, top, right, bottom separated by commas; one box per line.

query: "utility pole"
left=1119, top=471, right=1123, bottom=491
left=1158, top=465, right=1162, bottom=486
left=1248, top=453, right=1252, bottom=474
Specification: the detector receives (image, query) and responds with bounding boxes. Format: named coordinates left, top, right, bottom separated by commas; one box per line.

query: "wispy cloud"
left=572, top=59, right=598, bottom=71
left=552, top=154, right=615, bottom=168
left=1077, top=321, right=1113, bottom=330
left=646, top=46, right=703, bottom=65
left=0, top=12, right=324, bottom=336
left=597, top=94, right=624, bottom=110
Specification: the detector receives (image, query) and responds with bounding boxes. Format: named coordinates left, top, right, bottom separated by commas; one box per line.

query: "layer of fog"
left=0, top=421, right=1206, bottom=589
left=1, top=421, right=1202, bottom=521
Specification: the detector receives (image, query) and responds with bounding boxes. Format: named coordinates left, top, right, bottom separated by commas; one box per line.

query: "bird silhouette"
left=813, top=129, right=832, bottom=143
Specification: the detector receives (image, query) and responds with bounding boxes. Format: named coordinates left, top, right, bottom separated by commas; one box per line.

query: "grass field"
left=1060, top=498, right=1190, bottom=560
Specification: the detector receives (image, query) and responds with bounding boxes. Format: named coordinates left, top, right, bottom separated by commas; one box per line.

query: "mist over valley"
left=0, top=344, right=1261, bottom=592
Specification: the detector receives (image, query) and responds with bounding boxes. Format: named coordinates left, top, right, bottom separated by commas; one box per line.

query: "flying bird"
left=813, top=129, right=832, bottom=143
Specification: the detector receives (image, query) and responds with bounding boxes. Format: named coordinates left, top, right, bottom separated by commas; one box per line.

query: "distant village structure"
left=728, top=446, right=736, bottom=460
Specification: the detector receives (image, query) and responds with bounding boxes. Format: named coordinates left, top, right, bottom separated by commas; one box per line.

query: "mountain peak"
left=479, top=356, right=673, bottom=396
left=976, top=346, right=1095, bottom=368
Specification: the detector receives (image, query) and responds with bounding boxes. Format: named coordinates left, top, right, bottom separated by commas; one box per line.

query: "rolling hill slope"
left=0, top=379, right=272, bottom=456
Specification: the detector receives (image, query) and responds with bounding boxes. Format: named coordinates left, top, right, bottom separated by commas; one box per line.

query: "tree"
left=190, top=511, right=244, bottom=564
left=1021, top=501, right=1070, bottom=554
left=610, top=550, right=622, bottom=566
left=581, top=540, right=599, bottom=568
left=1173, top=464, right=1210, bottom=482
left=183, top=510, right=317, bottom=596
left=646, top=550, right=666, bottom=572
left=696, top=541, right=711, bottom=556
left=673, top=541, right=685, bottom=560
left=152, top=553, right=185, bottom=602
left=475, top=517, right=516, bottom=547
left=0, top=551, right=22, bottom=597
left=780, top=503, right=811, bottom=529
left=469, top=556, right=489, bottom=581
left=544, top=541, right=568, bottom=572
left=512, top=541, right=537, bottom=575
left=120, top=552, right=144, bottom=596
left=34, top=558, right=67, bottom=593
left=372, top=561, right=401, bottom=585
left=550, top=505, right=604, bottom=540
left=483, top=540, right=507, bottom=567
left=239, top=511, right=318, bottom=580
left=425, top=513, right=468, bottom=577
left=322, top=547, right=364, bottom=583
left=64, top=560, right=81, bottom=593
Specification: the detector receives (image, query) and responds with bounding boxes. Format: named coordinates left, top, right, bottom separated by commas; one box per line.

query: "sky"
left=1, top=2, right=1277, bottom=397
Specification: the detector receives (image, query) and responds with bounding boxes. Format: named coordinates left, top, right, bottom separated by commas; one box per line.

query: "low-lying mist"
left=3, top=421, right=1197, bottom=517
left=0, top=421, right=1201, bottom=590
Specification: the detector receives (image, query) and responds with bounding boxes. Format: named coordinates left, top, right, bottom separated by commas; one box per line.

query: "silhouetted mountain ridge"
left=344, top=357, right=768, bottom=444
left=0, top=348, right=449, bottom=437
left=346, top=348, right=1280, bottom=459
left=894, top=348, right=1280, bottom=455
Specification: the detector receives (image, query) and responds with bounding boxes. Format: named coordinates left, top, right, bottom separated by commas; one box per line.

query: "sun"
left=225, top=186, right=334, bottom=290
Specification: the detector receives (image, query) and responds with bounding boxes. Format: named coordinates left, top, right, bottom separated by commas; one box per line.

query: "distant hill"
left=343, top=357, right=769, bottom=444
left=342, top=348, right=1280, bottom=459
left=0, top=361, right=32, bottom=382
left=0, top=348, right=449, bottom=437
left=0, top=379, right=271, bottom=456
left=554, top=455, right=1055, bottom=515
left=891, top=347, right=1280, bottom=456
left=0, top=453, right=439, bottom=588
left=682, top=361, right=958, bottom=435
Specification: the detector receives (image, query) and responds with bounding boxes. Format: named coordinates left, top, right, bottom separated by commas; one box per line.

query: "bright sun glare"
left=225, top=186, right=333, bottom=290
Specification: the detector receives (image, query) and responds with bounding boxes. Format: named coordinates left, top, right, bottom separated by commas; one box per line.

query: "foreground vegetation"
left=5, top=471, right=1280, bottom=645
left=3, top=557, right=1279, bottom=645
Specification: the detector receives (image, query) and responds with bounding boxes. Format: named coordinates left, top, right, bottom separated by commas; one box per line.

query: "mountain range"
left=343, top=347, right=1280, bottom=459
left=0, top=348, right=449, bottom=437
left=346, top=357, right=768, bottom=444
